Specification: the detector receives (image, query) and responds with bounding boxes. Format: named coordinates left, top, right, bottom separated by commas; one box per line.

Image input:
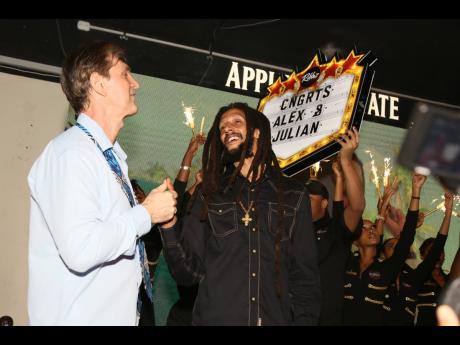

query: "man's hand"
left=337, top=127, right=359, bottom=163
left=142, top=178, right=178, bottom=224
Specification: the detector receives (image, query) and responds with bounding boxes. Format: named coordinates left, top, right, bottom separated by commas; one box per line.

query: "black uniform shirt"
left=314, top=201, right=361, bottom=325
left=384, top=233, right=448, bottom=325
left=342, top=209, right=418, bottom=325
left=415, top=245, right=450, bottom=326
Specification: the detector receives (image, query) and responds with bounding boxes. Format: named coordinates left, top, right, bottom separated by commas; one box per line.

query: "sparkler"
left=383, top=157, right=392, bottom=188
left=365, top=150, right=381, bottom=198
left=182, top=102, right=195, bottom=136
left=310, top=161, right=321, bottom=178
left=424, top=195, right=460, bottom=218
left=200, top=116, right=205, bottom=135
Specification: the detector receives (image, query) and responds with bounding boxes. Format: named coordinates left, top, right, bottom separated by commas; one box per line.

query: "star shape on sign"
left=341, top=51, right=363, bottom=73
left=282, top=72, right=301, bottom=92
left=323, top=57, right=339, bottom=80
left=267, top=77, right=284, bottom=96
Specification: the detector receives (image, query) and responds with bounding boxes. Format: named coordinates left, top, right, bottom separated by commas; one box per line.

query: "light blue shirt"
left=27, top=114, right=151, bottom=325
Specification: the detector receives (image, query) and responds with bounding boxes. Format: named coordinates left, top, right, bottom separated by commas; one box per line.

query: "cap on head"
left=305, top=180, right=329, bottom=200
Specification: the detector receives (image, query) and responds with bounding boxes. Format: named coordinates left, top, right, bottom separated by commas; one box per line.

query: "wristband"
left=180, top=165, right=191, bottom=171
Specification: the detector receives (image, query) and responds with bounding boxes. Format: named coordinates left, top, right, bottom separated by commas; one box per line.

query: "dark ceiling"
left=1, top=19, right=459, bottom=106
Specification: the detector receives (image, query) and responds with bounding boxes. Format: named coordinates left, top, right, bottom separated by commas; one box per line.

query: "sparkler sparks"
left=365, top=150, right=381, bottom=197
left=310, top=161, right=321, bottom=178
left=383, top=157, right=392, bottom=188
left=424, top=195, right=460, bottom=218
left=182, top=102, right=196, bottom=135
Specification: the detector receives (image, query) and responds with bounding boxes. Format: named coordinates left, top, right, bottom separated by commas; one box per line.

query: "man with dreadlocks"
left=159, top=102, right=321, bottom=325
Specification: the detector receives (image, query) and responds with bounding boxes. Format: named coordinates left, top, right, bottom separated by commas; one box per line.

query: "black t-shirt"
left=314, top=201, right=361, bottom=325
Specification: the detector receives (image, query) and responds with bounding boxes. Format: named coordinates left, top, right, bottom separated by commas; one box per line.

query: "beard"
left=222, top=135, right=254, bottom=164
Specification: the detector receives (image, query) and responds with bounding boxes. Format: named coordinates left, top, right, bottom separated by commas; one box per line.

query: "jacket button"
left=251, top=297, right=256, bottom=302
left=252, top=273, right=256, bottom=277
left=252, top=249, right=257, bottom=254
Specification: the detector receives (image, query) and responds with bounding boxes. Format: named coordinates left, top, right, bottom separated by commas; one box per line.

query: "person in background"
left=307, top=127, right=365, bottom=325
left=382, top=191, right=454, bottom=325
left=131, top=179, right=164, bottom=326
left=167, top=134, right=205, bottom=326
left=342, top=173, right=426, bottom=325
left=415, top=193, right=457, bottom=326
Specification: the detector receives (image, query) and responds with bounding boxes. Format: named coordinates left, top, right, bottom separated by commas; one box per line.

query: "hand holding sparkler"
left=424, top=192, right=459, bottom=219
left=185, top=133, right=206, bottom=159
left=378, top=176, right=400, bottom=207
left=177, top=133, right=206, bottom=182
left=378, top=178, right=398, bottom=213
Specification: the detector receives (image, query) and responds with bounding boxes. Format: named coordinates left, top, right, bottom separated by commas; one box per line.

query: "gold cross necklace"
left=238, top=200, right=254, bottom=226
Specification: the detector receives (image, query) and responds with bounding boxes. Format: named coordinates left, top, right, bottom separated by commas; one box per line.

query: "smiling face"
left=219, top=108, right=248, bottom=154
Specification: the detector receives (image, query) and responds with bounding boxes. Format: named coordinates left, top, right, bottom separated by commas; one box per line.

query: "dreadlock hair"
left=200, top=102, right=286, bottom=298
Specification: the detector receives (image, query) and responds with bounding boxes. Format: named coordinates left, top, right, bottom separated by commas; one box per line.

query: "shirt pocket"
left=207, top=202, right=238, bottom=238
left=268, top=202, right=296, bottom=241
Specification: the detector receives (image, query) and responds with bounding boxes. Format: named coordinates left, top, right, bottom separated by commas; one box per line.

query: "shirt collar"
left=224, top=164, right=270, bottom=192
left=76, top=113, right=127, bottom=161
left=77, top=113, right=113, bottom=151
left=313, top=212, right=330, bottom=231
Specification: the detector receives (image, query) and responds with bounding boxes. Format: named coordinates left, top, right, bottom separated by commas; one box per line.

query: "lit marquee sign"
left=258, top=50, right=377, bottom=176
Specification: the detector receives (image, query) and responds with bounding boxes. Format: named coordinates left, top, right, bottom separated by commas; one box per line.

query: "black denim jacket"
left=160, top=171, right=321, bottom=326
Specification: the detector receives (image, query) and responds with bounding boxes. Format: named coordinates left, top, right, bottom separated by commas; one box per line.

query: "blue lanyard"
left=76, top=123, right=135, bottom=207
left=76, top=123, right=154, bottom=303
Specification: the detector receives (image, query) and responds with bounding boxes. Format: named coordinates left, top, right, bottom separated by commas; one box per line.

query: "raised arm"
left=382, top=173, right=426, bottom=284
left=176, top=134, right=206, bottom=183
left=336, top=127, right=365, bottom=231
left=375, top=179, right=398, bottom=238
